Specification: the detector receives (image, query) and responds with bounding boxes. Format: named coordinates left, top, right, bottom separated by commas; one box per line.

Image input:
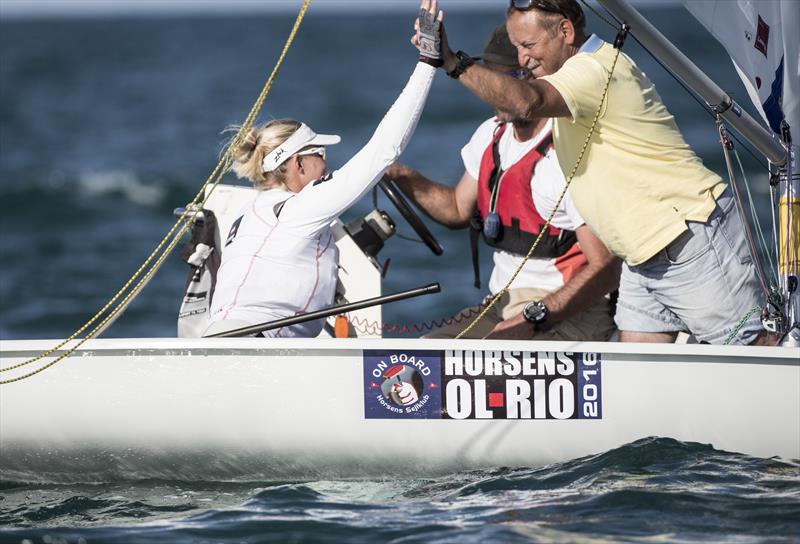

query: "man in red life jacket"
left=386, top=25, right=620, bottom=340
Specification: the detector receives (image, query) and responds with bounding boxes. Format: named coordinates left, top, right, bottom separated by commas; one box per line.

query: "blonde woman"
left=204, top=3, right=442, bottom=337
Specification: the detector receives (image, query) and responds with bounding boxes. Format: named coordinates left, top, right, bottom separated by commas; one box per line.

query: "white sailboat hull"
left=1, top=339, right=797, bottom=482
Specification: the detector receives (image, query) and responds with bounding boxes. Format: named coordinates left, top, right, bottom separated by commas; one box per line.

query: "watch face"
left=524, top=301, right=547, bottom=323
left=523, top=301, right=547, bottom=323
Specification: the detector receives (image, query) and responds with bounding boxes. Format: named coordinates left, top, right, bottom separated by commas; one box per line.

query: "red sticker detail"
left=754, top=15, right=769, bottom=57
left=488, top=392, right=505, bottom=408
left=383, top=365, right=404, bottom=378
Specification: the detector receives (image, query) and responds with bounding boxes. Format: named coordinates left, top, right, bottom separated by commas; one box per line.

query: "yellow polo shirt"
left=540, top=39, right=725, bottom=265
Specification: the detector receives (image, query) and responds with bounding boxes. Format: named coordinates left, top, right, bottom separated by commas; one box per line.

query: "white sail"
left=683, top=0, right=799, bottom=136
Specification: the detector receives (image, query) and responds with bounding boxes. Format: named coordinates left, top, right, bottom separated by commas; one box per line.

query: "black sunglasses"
left=509, top=0, right=564, bottom=15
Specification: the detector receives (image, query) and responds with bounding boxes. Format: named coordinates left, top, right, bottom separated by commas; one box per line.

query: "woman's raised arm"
left=280, top=61, right=436, bottom=236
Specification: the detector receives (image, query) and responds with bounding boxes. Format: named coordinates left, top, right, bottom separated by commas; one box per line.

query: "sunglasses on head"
left=297, top=146, right=326, bottom=160
left=509, top=0, right=564, bottom=15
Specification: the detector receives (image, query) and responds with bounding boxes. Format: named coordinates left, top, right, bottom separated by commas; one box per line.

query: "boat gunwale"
left=0, top=337, right=797, bottom=365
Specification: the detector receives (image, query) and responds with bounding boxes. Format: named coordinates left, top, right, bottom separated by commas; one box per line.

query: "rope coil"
left=348, top=302, right=489, bottom=336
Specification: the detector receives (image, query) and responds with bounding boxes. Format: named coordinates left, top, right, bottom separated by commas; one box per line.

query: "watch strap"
left=447, top=51, right=475, bottom=79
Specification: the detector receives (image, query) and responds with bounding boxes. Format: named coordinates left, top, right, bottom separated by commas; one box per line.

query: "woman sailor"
left=204, top=2, right=442, bottom=338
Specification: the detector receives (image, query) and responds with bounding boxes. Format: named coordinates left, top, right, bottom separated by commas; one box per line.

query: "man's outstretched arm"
left=418, top=11, right=571, bottom=121
left=446, top=59, right=571, bottom=121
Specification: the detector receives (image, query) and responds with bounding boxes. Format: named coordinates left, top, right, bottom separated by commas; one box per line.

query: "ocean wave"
left=75, top=170, right=167, bottom=208
left=0, top=169, right=193, bottom=211
left=2, top=438, right=798, bottom=542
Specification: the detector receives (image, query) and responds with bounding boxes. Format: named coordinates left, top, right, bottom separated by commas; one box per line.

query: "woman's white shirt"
left=206, top=62, right=436, bottom=337
left=208, top=188, right=339, bottom=337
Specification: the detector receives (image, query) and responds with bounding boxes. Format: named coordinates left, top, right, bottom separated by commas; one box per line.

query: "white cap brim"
left=261, top=123, right=340, bottom=173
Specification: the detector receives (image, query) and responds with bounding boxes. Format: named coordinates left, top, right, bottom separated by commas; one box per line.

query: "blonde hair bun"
left=227, top=119, right=301, bottom=190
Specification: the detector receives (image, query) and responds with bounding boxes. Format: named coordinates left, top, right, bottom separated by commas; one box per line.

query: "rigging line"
left=578, top=0, right=621, bottom=31
left=769, top=180, right=781, bottom=294
left=732, top=146, right=779, bottom=285
left=718, top=121, right=772, bottom=300
left=0, top=201, right=196, bottom=378
left=792, top=183, right=798, bottom=287
left=783, top=127, right=799, bottom=285
left=0, top=0, right=313, bottom=384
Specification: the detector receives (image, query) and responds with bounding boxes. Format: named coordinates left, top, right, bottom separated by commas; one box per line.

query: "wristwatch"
left=447, top=50, right=475, bottom=79
left=523, top=300, right=551, bottom=331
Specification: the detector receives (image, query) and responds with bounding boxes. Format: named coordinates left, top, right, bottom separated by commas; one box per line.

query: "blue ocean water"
left=1, top=438, right=799, bottom=543
left=1, top=4, right=797, bottom=543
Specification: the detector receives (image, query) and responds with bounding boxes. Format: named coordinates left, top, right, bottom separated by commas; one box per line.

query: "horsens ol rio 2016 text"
left=363, top=350, right=601, bottom=420
left=442, top=350, right=601, bottom=420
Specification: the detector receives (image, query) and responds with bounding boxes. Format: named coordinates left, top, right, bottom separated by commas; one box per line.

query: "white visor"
left=261, top=123, right=341, bottom=173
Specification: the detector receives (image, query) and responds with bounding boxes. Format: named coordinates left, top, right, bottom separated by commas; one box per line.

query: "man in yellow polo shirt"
left=412, top=0, right=767, bottom=344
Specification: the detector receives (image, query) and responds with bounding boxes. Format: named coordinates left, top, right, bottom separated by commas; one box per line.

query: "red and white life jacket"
left=475, top=124, right=577, bottom=257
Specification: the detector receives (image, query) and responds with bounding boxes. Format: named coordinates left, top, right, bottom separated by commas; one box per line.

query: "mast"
left=595, top=0, right=798, bottom=342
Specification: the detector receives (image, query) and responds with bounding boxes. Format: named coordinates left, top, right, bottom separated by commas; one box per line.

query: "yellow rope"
left=0, top=0, right=312, bottom=384
left=456, top=43, right=623, bottom=339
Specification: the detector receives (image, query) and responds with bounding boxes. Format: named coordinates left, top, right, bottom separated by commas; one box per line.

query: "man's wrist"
left=446, top=51, right=476, bottom=79
left=442, top=48, right=458, bottom=73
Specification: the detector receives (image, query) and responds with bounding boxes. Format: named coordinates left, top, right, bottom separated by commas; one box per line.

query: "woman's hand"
left=412, top=0, right=456, bottom=69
